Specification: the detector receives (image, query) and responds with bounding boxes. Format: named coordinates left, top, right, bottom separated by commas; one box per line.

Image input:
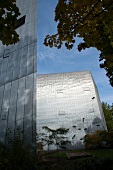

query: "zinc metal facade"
left=0, top=0, right=37, bottom=147
left=37, top=71, right=107, bottom=149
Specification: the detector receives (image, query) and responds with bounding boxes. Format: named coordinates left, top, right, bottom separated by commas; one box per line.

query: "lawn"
left=45, top=149, right=113, bottom=159
left=38, top=149, right=113, bottom=170
left=83, top=149, right=113, bottom=159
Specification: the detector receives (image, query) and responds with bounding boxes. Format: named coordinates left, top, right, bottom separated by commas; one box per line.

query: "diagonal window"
left=14, top=15, right=26, bottom=29
left=3, top=49, right=10, bottom=58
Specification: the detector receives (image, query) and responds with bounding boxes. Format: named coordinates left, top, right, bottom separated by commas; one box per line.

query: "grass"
left=45, top=151, right=67, bottom=158
left=45, top=149, right=113, bottom=159
left=83, top=149, right=113, bottom=159
left=38, top=149, right=113, bottom=170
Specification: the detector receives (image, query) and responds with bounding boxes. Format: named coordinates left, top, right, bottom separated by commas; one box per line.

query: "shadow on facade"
left=43, top=116, right=106, bottom=150
left=0, top=35, right=37, bottom=148
left=69, top=116, right=105, bottom=149
left=84, top=117, right=103, bottom=135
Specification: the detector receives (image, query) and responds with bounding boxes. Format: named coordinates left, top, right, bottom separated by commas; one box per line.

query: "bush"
left=77, top=156, right=113, bottom=170
left=84, top=130, right=113, bottom=149
left=0, top=128, right=37, bottom=170
left=84, top=131, right=104, bottom=149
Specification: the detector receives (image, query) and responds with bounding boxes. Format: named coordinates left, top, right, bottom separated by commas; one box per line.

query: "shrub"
left=0, top=128, right=37, bottom=170
left=84, top=130, right=103, bottom=149
left=84, top=130, right=113, bottom=149
left=77, top=156, right=113, bottom=170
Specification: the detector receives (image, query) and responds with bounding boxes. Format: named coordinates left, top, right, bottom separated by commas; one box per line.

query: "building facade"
left=37, top=71, right=107, bottom=149
left=0, top=0, right=37, bottom=147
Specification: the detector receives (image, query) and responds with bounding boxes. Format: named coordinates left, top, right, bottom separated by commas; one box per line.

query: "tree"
left=36, top=131, right=45, bottom=163
left=44, top=0, right=113, bottom=86
left=36, top=130, right=53, bottom=152
left=0, top=0, right=20, bottom=45
left=102, top=102, right=113, bottom=131
left=42, top=126, right=71, bottom=150
left=84, top=130, right=113, bottom=149
left=84, top=130, right=104, bottom=149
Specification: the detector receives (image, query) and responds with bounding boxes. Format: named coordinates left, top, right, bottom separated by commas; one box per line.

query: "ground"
left=38, top=149, right=113, bottom=170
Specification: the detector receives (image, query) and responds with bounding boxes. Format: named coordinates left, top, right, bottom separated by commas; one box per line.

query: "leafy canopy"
left=44, top=0, right=113, bottom=86
left=102, top=102, right=113, bottom=131
left=0, top=0, right=20, bottom=45
left=84, top=130, right=113, bottom=149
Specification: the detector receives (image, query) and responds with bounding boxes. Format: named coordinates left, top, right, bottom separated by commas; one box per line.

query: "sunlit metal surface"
left=37, top=71, right=107, bottom=149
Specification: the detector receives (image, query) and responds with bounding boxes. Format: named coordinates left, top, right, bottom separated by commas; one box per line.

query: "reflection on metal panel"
left=0, top=0, right=37, bottom=148
left=37, top=71, right=107, bottom=149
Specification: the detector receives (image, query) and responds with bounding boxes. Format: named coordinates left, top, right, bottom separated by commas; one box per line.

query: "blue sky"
left=38, top=0, right=113, bottom=104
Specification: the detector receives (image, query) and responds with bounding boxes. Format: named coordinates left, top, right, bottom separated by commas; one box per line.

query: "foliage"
left=84, top=130, right=104, bottom=149
left=37, top=130, right=54, bottom=152
left=42, top=126, right=71, bottom=150
left=44, top=0, right=113, bottom=86
left=36, top=131, right=45, bottom=163
left=103, top=131, right=113, bottom=148
left=0, top=0, right=20, bottom=45
left=102, top=102, right=113, bottom=131
left=84, top=130, right=113, bottom=149
left=76, top=156, right=113, bottom=170
left=84, top=149, right=113, bottom=159
left=0, top=128, right=36, bottom=170
left=39, top=150, right=113, bottom=170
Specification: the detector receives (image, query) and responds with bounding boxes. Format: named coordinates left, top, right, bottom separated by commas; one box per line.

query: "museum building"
left=0, top=0, right=37, bottom=147
left=37, top=71, right=107, bottom=149
left=0, top=0, right=107, bottom=150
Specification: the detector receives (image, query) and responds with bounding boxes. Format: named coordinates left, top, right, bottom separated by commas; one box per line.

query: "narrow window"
left=1, top=115, right=6, bottom=120
left=3, top=49, right=10, bottom=58
left=58, top=111, right=65, bottom=115
left=82, top=118, right=85, bottom=122
left=72, top=134, right=76, bottom=139
left=14, top=15, right=26, bottom=29
left=80, top=138, right=83, bottom=140
left=96, top=124, right=100, bottom=126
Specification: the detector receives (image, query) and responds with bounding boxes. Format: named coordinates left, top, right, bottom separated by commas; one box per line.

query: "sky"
left=38, top=0, right=113, bottom=104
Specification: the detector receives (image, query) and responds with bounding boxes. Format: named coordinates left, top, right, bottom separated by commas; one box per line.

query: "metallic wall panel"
left=0, top=86, right=4, bottom=114
left=1, top=83, right=11, bottom=125
left=8, top=80, right=18, bottom=123
left=32, top=114, right=36, bottom=144
left=25, top=74, right=33, bottom=117
left=0, top=42, right=37, bottom=86
left=0, top=124, right=6, bottom=143
left=27, top=44, right=34, bottom=75
left=33, top=73, right=37, bottom=115
left=24, top=116, right=32, bottom=145
left=16, top=77, right=25, bottom=120
left=16, top=119, right=23, bottom=131
left=37, top=71, right=107, bottom=149
left=0, top=0, right=37, bottom=147
left=13, top=50, right=21, bottom=81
